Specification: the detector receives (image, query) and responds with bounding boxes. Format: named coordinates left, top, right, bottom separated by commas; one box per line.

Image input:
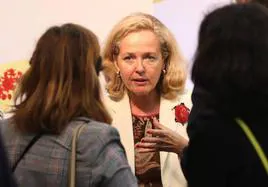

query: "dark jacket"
left=182, top=86, right=268, bottom=187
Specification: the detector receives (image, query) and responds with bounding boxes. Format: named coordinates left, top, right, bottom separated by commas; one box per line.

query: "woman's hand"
left=135, top=118, right=188, bottom=155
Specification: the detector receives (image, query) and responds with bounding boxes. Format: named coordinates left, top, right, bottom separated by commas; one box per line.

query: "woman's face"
left=115, top=30, right=164, bottom=97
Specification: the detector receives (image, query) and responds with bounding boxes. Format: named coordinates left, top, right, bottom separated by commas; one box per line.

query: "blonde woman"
left=103, top=13, right=192, bottom=187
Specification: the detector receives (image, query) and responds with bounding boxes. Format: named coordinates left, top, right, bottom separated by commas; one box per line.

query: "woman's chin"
left=129, top=89, right=157, bottom=97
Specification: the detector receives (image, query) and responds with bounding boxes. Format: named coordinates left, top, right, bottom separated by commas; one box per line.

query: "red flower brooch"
left=172, top=103, right=190, bottom=125
left=0, top=68, right=22, bottom=101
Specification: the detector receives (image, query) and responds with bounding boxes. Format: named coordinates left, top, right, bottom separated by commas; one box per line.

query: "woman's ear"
left=114, top=59, right=120, bottom=73
left=162, top=63, right=166, bottom=72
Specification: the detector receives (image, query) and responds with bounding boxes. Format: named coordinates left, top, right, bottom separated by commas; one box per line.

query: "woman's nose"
left=135, top=59, right=145, bottom=73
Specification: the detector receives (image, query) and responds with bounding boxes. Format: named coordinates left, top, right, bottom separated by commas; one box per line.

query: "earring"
left=116, top=71, right=121, bottom=77
left=162, top=69, right=166, bottom=74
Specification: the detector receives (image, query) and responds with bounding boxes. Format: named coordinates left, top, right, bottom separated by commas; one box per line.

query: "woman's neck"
left=129, top=91, right=160, bottom=116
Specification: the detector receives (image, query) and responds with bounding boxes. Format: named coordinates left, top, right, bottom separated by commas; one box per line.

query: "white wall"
left=154, top=0, right=232, bottom=67
left=0, top=0, right=152, bottom=118
left=153, top=0, right=233, bottom=88
left=0, top=0, right=236, bottom=65
left=0, top=0, right=153, bottom=64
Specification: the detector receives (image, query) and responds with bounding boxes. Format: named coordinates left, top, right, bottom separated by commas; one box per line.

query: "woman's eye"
left=146, top=56, right=157, bottom=61
left=123, top=56, right=132, bottom=61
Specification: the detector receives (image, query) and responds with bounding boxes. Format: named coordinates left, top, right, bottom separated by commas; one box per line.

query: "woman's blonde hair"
left=102, top=12, right=186, bottom=101
left=13, top=23, right=112, bottom=134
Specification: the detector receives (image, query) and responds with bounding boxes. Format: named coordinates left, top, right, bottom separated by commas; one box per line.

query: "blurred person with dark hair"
left=183, top=3, right=268, bottom=187
left=0, top=23, right=137, bottom=187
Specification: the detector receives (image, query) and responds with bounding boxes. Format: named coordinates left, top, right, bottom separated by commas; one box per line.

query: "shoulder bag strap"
left=68, top=123, right=88, bottom=187
left=235, top=118, right=268, bottom=175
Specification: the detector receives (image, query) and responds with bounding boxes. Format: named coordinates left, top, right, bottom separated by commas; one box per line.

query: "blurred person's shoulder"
left=78, top=118, right=120, bottom=140
left=73, top=117, right=122, bottom=151
left=71, top=118, right=128, bottom=172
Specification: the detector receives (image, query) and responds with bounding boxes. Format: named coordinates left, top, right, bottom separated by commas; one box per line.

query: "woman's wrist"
left=177, top=138, right=188, bottom=157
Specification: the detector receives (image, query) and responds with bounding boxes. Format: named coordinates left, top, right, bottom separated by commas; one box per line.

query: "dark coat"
left=182, top=85, right=268, bottom=187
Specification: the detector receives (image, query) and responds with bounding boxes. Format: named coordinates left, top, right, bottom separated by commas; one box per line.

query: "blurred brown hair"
left=13, top=23, right=112, bottom=134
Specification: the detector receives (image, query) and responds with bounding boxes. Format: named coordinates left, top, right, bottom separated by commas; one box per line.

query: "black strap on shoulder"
left=12, top=133, right=43, bottom=172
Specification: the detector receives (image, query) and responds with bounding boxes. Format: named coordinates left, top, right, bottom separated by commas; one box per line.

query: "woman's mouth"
left=132, top=78, right=148, bottom=85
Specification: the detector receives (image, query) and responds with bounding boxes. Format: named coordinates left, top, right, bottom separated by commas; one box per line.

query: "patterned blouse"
left=132, top=114, right=163, bottom=187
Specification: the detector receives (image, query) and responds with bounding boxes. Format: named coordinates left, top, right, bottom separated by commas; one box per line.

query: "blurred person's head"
left=13, top=23, right=111, bottom=134
left=103, top=12, right=186, bottom=101
left=192, top=3, right=268, bottom=118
